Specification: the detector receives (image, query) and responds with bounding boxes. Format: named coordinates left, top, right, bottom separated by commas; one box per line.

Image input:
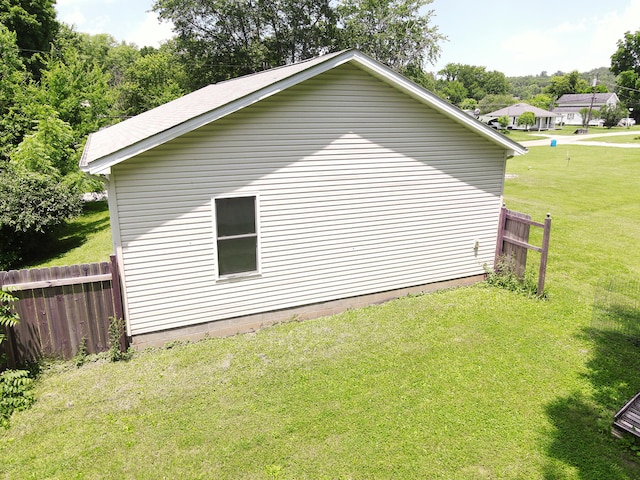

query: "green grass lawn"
left=23, top=200, right=112, bottom=269
left=501, top=125, right=640, bottom=143
left=579, top=133, right=640, bottom=144
left=1, top=146, right=640, bottom=479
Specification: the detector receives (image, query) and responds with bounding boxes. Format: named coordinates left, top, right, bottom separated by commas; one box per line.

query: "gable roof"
left=556, top=93, right=618, bottom=107
left=485, top=103, right=558, bottom=118
left=81, top=50, right=526, bottom=175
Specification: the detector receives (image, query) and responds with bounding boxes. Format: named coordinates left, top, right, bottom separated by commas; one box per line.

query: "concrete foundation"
left=131, top=274, right=485, bottom=349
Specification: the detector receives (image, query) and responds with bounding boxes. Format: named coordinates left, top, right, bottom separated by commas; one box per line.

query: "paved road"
left=520, top=130, right=640, bottom=148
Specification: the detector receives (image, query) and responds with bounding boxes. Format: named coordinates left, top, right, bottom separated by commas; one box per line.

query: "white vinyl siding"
left=112, top=63, right=506, bottom=335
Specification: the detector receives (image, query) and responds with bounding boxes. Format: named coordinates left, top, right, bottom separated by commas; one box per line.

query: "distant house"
left=80, top=50, right=526, bottom=347
left=481, top=103, right=560, bottom=131
left=554, top=93, right=619, bottom=126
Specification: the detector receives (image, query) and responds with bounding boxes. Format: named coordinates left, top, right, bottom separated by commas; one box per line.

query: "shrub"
left=498, top=115, right=510, bottom=129
left=0, top=165, right=81, bottom=269
left=108, top=317, right=131, bottom=362
left=0, top=369, right=34, bottom=427
left=485, top=256, right=542, bottom=298
left=517, top=111, right=536, bottom=130
left=599, top=104, right=628, bottom=128
left=0, top=289, right=18, bottom=365
left=0, top=289, right=34, bottom=427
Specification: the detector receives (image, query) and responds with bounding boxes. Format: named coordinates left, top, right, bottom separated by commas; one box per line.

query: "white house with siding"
left=81, top=50, right=527, bottom=347
left=481, top=103, right=560, bottom=131
left=554, top=93, right=619, bottom=126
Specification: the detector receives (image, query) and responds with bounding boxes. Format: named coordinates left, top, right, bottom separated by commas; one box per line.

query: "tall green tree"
left=154, top=0, right=445, bottom=88
left=611, top=30, right=640, bottom=121
left=337, top=0, right=444, bottom=71
left=0, top=0, right=59, bottom=76
left=0, top=23, right=29, bottom=161
left=440, top=80, right=467, bottom=105
left=10, top=114, right=77, bottom=177
left=33, top=43, right=116, bottom=138
left=438, top=63, right=509, bottom=101
left=154, top=0, right=338, bottom=88
left=118, top=47, right=187, bottom=116
left=544, top=71, right=590, bottom=99
left=529, top=93, right=554, bottom=110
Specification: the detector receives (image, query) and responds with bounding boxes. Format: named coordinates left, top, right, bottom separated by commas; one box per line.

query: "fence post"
left=110, top=255, right=126, bottom=353
left=537, top=213, right=552, bottom=296
left=494, top=204, right=507, bottom=270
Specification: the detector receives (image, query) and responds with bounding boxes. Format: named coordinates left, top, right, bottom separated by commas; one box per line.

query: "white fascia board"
left=347, top=52, right=528, bottom=157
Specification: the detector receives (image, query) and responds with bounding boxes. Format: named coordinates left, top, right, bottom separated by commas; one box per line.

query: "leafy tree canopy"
left=478, top=94, right=518, bottom=115
left=438, top=63, right=510, bottom=101
left=0, top=164, right=81, bottom=269
left=0, top=0, right=59, bottom=76
left=118, top=47, right=187, bottom=116
left=544, top=71, right=591, bottom=99
left=153, top=0, right=339, bottom=88
left=528, top=93, right=554, bottom=111
left=611, top=30, right=640, bottom=120
left=611, top=30, right=640, bottom=75
left=599, top=103, right=627, bottom=128
left=517, top=111, right=535, bottom=130
left=337, top=0, right=444, bottom=71
left=153, top=0, right=445, bottom=88
left=0, top=23, right=29, bottom=160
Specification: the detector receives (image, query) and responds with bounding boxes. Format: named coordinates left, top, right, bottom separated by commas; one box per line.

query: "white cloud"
left=500, top=31, right=567, bottom=60
left=60, top=11, right=87, bottom=27
left=124, top=12, right=174, bottom=48
left=553, top=21, right=586, bottom=34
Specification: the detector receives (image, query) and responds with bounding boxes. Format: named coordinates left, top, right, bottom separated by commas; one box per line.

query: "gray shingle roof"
left=485, top=103, right=558, bottom=118
left=80, top=51, right=345, bottom=168
left=81, top=50, right=526, bottom=174
left=556, top=93, right=617, bottom=107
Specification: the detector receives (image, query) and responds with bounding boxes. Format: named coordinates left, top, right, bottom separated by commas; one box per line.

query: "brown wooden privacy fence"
left=0, top=255, right=123, bottom=366
left=494, top=205, right=552, bottom=295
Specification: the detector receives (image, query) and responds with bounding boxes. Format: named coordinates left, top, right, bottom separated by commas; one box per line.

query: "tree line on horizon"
left=1, top=0, right=639, bottom=270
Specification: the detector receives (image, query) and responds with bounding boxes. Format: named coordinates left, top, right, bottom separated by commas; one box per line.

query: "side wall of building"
left=111, top=63, right=506, bottom=336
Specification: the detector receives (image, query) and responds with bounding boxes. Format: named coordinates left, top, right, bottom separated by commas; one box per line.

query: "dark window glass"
left=217, top=237, right=257, bottom=275
left=216, top=197, right=255, bottom=237
left=215, top=196, right=257, bottom=275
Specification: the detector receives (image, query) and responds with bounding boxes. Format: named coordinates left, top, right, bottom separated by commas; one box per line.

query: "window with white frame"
left=214, top=195, right=259, bottom=276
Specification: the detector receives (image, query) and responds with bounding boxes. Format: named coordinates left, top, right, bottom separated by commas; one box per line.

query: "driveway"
left=520, top=130, right=640, bottom=148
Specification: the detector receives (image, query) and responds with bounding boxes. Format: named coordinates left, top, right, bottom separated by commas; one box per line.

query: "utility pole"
left=585, top=77, right=597, bottom=132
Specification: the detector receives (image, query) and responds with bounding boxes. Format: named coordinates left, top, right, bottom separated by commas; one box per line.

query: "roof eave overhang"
left=83, top=50, right=527, bottom=175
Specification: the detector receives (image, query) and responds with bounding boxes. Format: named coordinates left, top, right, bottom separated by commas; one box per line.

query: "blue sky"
left=56, top=0, right=640, bottom=76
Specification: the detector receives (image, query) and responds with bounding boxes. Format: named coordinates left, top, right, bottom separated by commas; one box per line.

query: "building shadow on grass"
left=20, top=201, right=110, bottom=268
left=543, top=329, right=640, bottom=479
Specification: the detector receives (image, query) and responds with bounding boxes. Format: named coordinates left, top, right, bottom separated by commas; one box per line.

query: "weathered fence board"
left=0, top=256, right=123, bottom=365
left=494, top=205, right=552, bottom=296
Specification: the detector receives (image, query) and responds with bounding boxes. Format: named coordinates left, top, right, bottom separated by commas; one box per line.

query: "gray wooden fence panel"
left=494, top=205, right=552, bottom=296
left=0, top=258, right=122, bottom=365
left=503, top=210, right=531, bottom=278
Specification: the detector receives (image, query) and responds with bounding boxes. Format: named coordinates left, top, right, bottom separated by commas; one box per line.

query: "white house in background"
left=481, top=103, right=560, bottom=130
left=554, top=93, right=619, bottom=126
left=80, top=50, right=527, bottom=347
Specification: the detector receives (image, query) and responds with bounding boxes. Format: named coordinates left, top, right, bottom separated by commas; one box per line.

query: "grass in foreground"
left=1, top=146, right=639, bottom=479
